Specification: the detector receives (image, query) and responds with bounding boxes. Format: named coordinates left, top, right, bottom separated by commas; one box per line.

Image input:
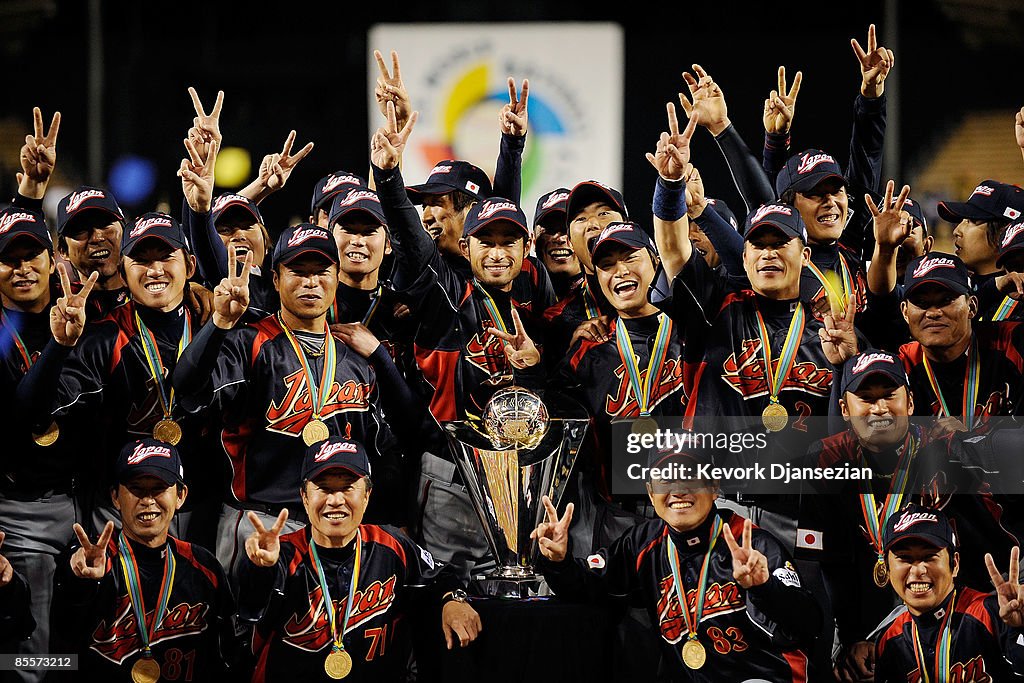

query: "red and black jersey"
left=543, top=272, right=616, bottom=362
left=171, top=315, right=402, bottom=518
left=898, top=322, right=1024, bottom=428
left=16, top=301, right=207, bottom=503
left=798, top=425, right=1018, bottom=646
left=874, top=588, right=1024, bottom=683
left=52, top=535, right=239, bottom=681
left=674, top=256, right=845, bottom=457
left=540, top=506, right=821, bottom=682
left=238, top=525, right=461, bottom=683
left=328, top=281, right=418, bottom=384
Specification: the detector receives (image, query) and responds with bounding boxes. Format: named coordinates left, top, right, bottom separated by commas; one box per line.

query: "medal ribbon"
left=666, top=515, right=723, bottom=644
left=753, top=302, right=806, bottom=406
left=134, top=309, right=192, bottom=420
left=117, top=533, right=176, bottom=658
left=309, top=528, right=362, bottom=653
left=614, top=314, right=673, bottom=416
left=277, top=313, right=336, bottom=422
left=858, top=430, right=917, bottom=566
left=580, top=277, right=600, bottom=319
left=806, top=253, right=854, bottom=314
left=0, top=309, right=33, bottom=370
left=474, top=280, right=511, bottom=335
left=921, top=335, right=979, bottom=431
left=910, top=590, right=955, bottom=683
left=993, top=295, right=1019, bottom=322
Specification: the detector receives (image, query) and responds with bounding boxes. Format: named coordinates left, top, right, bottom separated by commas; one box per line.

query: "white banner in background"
left=367, top=22, right=624, bottom=222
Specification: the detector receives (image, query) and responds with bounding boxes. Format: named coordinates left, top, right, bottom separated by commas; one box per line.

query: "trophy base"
left=472, top=570, right=546, bottom=599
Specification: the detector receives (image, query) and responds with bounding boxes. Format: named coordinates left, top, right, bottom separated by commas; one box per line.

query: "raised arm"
left=647, top=103, right=697, bottom=280
left=238, top=130, right=314, bottom=204
left=17, top=107, right=60, bottom=201
left=680, top=64, right=775, bottom=213
left=866, top=180, right=912, bottom=295
left=494, top=77, right=529, bottom=203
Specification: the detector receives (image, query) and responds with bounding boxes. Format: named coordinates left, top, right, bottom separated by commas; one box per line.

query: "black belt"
left=226, top=499, right=309, bottom=525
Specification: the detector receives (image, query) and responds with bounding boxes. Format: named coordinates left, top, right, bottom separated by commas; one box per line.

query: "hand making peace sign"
left=500, top=78, right=529, bottom=137
left=259, top=130, right=315, bottom=192
left=19, top=106, right=61, bottom=195
left=852, top=24, right=895, bottom=99
left=763, top=66, right=802, bottom=135
left=374, top=49, right=412, bottom=130
left=486, top=306, right=541, bottom=370
left=645, top=102, right=700, bottom=182
left=70, top=521, right=115, bottom=580
left=986, top=546, right=1024, bottom=627
left=531, top=495, right=575, bottom=564
left=245, top=509, right=290, bottom=568
left=868, top=179, right=912, bottom=253
left=722, top=517, right=770, bottom=589
left=188, top=86, right=225, bottom=151
left=371, top=101, right=418, bottom=171
left=51, top=263, right=98, bottom=347
left=212, top=247, right=253, bottom=330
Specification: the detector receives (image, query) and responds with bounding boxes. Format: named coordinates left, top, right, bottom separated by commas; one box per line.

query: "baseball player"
left=0, top=206, right=86, bottom=683
left=798, top=348, right=1019, bottom=681
left=935, top=180, right=1024, bottom=322
left=872, top=503, right=1024, bottom=682
left=979, top=216, right=1024, bottom=323
left=534, top=449, right=822, bottom=682
left=51, top=439, right=239, bottom=681
left=558, top=222, right=687, bottom=499
left=369, top=103, right=548, bottom=579
left=15, top=212, right=214, bottom=530
left=170, top=222, right=405, bottom=587
left=238, top=436, right=480, bottom=682
left=531, top=187, right=577, bottom=299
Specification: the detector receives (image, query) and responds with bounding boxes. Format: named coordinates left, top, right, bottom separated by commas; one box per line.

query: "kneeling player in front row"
left=533, top=449, right=822, bottom=682
left=238, top=436, right=481, bottom=682
left=873, top=502, right=1024, bottom=682
left=52, top=439, right=240, bottom=681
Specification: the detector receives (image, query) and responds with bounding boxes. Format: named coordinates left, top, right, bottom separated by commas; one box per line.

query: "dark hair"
left=451, top=191, right=476, bottom=213
left=991, top=219, right=1013, bottom=247
left=780, top=189, right=797, bottom=207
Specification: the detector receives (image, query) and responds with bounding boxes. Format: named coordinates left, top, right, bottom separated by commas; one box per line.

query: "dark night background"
left=2, top=0, right=1022, bottom=243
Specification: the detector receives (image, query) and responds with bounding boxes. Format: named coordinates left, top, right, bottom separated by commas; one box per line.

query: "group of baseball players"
left=3, top=23, right=1024, bottom=683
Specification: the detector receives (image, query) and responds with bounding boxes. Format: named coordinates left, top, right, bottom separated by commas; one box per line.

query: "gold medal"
left=761, top=402, right=789, bottom=432
left=324, top=649, right=352, bottom=679
left=681, top=639, right=706, bottom=669
left=32, top=421, right=59, bottom=447
left=131, top=656, right=161, bottom=683
left=302, top=418, right=331, bottom=446
left=632, top=416, right=658, bottom=435
left=153, top=419, right=182, bottom=445
left=873, top=558, right=889, bottom=588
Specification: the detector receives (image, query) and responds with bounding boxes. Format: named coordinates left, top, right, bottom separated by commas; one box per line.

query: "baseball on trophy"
left=482, top=386, right=550, bottom=450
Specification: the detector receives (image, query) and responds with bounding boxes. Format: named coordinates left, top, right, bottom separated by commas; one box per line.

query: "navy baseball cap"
left=301, top=436, right=372, bottom=482
left=329, top=187, right=386, bottom=227
left=211, top=193, right=264, bottom=227
left=0, top=207, right=52, bottom=254
left=463, top=197, right=530, bottom=238
left=743, top=202, right=808, bottom=242
left=775, top=149, right=846, bottom=197
left=883, top=502, right=957, bottom=553
left=706, top=198, right=739, bottom=230
left=121, top=213, right=188, bottom=257
left=589, top=221, right=656, bottom=262
left=56, top=186, right=125, bottom=235
left=937, top=181, right=1024, bottom=224
left=406, top=160, right=491, bottom=203
left=997, top=219, right=1024, bottom=269
left=565, top=180, right=628, bottom=227
left=533, top=188, right=571, bottom=230
left=115, top=438, right=185, bottom=487
left=310, top=170, right=368, bottom=217
left=902, top=252, right=971, bottom=299
left=272, top=223, right=340, bottom=267
left=840, top=349, right=909, bottom=395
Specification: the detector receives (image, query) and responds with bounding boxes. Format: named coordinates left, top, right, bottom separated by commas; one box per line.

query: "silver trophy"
left=444, top=386, right=588, bottom=598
